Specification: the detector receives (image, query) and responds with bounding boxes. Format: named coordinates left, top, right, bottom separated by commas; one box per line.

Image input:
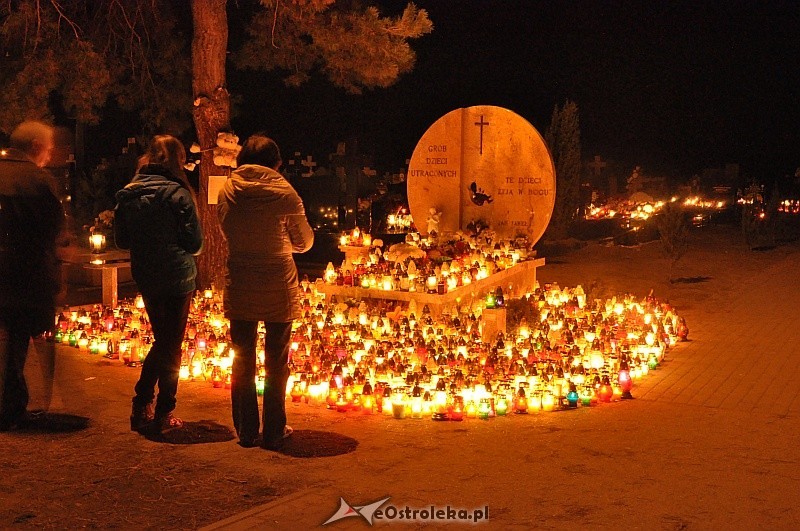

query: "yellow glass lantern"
left=89, top=231, right=106, bottom=253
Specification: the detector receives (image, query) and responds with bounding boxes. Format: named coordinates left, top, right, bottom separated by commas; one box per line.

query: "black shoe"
left=261, top=425, right=293, bottom=451
left=130, top=402, right=154, bottom=432
left=238, top=434, right=262, bottom=448
left=0, top=411, right=39, bottom=432
left=0, top=416, right=14, bottom=432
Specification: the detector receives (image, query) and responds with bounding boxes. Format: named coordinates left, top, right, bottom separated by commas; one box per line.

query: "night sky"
left=233, top=1, right=800, bottom=183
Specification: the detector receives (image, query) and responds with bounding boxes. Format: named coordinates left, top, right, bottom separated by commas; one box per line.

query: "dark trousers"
left=229, top=320, right=292, bottom=442
left=0, top=307, right=53, bottom=425
left=133, top=292, right=192, bottom=418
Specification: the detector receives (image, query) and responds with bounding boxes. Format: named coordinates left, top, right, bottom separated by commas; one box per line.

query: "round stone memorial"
left=407, top=105, right=556, bottom=244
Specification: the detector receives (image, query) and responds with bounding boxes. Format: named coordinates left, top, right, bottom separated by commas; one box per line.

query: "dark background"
left=91, top=1, right=800, bottom=183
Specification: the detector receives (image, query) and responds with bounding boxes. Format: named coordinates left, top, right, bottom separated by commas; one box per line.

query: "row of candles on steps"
left=323, top=258, right=502, bottom=293
left=329, top=229, right=531, bottom=293
left=52, top=283, right=688, bottom=420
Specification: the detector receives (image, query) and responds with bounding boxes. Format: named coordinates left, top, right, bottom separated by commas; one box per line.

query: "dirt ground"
left=2, top=222, right=800, bottom=529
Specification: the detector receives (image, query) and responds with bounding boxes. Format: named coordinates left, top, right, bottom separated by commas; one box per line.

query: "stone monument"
left=407, top=105, right=556, bottom=245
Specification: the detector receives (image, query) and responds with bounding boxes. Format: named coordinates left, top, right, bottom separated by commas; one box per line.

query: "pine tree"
left=545, top=100, right=582, bottom=239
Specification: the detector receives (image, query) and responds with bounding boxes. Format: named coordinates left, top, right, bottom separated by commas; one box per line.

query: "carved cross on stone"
left=475, top=115, right=489, bottom=155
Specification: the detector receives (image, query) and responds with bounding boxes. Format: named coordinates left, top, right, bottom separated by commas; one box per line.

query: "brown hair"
left=236, top=133, right=281, bottom=169
left=139, top=135, right=195, bottom=200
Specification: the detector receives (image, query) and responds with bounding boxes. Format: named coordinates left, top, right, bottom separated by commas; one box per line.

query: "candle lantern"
left=426, top=275, right=438, bottom=294
left=677, top=317, right=689, bottom=341
left=478, top=397, right=492, bottom=419
left=361, top=381, right=374, bottom=414
left=381, top=386, right=393, bottom=416
left=566, top=382, right=580, bottom=408
left=410, top=385, right=423, bottom=419
left=336, top=385, right=352, bottom=411
left=290, top=381, right=304, bottom=402
left=324, top=262, right=337, bottom=284
left=421, top=391, right=434, bottom=416
left=618, top=361, right=633, bottom=399
left=465, top=400, right=478, bottom=419
left=392, top=388, right=408, bottom=419
left=77, top=332, right=89, bottom=350
left=326, top=377, right=340, bottom=408
left=450, top=395, right=465, bottom=421
left=126, top=343, right=141, bottom=367
left=495, top=396, right=509, bottom=416
left=541, top=390, right=555, bottom=411
left=598, top=375, right=613, bottom=403
left=89, top=231, right=106, bottom=253
left=432, top=389, right=449, bottom=421
left=211, top=365, right=224, bottom=388
left=580, top=385, right=594, bottom=407
left=514, top=386, right=528, bottom=414
left=494, top=287, right=505, bottom=308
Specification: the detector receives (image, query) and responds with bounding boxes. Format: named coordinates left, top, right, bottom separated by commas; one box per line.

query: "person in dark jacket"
left=115, top=135, right=203, bottom=433
left=0, top=121, right=66, bottom=431
left=218, top=134, right=313, bottom=449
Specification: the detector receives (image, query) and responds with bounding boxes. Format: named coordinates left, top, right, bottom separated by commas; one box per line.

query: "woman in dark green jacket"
left=114, top=135, right=203, bottom=433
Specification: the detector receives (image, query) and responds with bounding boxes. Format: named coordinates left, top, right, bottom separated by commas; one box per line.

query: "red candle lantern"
left=290, top=381, right=303, bottom=402
left=677, top=317, right=689, bottom=341
left=326, top=377, right=339, bottom=409
left=618, top=361, right=633, bottom=399
left=211, top=366, right=224, bottom=388
left=449, top=396, right=465, bottom=421
left=598, top=375, right=613, bottom=403
left=514, top=387, right=529, bottom=414
left=361, top=381, right=374, bottom=414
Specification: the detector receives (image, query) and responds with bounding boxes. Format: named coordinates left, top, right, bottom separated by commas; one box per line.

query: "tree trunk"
left=191, top=0, right=230, bottom=289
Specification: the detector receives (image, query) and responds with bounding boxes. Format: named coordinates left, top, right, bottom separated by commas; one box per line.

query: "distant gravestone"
left=301, top=155, right=317, bottom=178
left=407, top=105, right=556, bottom=244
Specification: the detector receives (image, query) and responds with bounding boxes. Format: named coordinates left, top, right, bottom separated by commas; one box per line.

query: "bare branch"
left=34, top=0, right=41, bottom=51
left=49, top=0, right=82, bottom=41
left=271, top=0, right=280, bottom=49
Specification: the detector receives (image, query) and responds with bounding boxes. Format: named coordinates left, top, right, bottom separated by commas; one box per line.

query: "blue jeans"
left=229, top=320, right=292, bottom=443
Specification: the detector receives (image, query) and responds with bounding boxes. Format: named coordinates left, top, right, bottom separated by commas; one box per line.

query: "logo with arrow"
left=322, top=496, right=391, bottom=526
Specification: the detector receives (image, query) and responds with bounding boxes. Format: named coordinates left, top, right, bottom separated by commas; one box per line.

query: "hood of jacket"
left=224, top=165, right=298, bottom=210
left=115, top=164, right=187, bottom=206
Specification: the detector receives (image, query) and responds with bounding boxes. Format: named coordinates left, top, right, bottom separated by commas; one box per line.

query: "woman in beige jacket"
left=218, top=134, right=313, bottom=450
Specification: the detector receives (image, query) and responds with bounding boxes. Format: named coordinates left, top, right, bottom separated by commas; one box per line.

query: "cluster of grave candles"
left=54, top=279, right=687, bottom=420
left=326, top=228, right=531, bottom=294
